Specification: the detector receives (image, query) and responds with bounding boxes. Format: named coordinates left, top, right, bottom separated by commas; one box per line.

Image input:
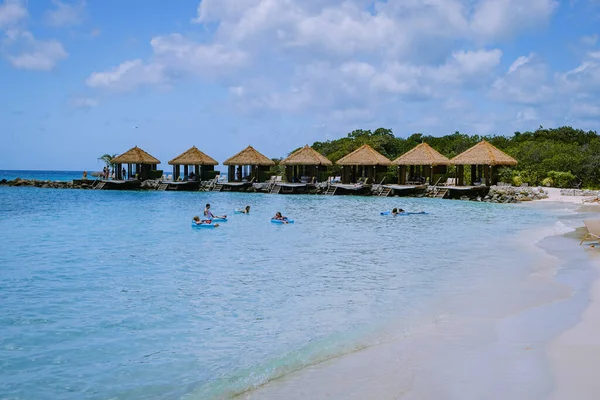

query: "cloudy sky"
left=1, top=0, right=600, bottom=170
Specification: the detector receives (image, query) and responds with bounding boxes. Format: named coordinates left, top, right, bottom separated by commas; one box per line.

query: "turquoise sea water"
left=0, top=170, right=87, bottom=182
left=0, top=186, right=583, bottom=399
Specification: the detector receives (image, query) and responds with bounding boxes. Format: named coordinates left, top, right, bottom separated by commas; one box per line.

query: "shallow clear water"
left=0, top=187, right=568, bottom=399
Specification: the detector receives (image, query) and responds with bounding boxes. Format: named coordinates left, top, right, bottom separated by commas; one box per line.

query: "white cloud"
left=85, top=34, right=248, bottom=90
left=588, top=51, right=600, bottom=59
left=5, top=31, right=68, bottom=70
left=86, top=59, right=164, bottom=90
left=86, top=0, right=588, bottom=136
left=45, top=0, right=85, bottom=27
left=0, top=1, right=69, bottom=70
left=0, top=0, right=27, bottom=29
left=491, top=55, right=554, bottom=104
left=470, top=0, right=558, bottom=40
left=508, top=54, right=533, bottom=74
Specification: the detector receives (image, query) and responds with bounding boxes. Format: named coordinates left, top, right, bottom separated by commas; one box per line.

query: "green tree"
left=98, top=153, right=118, bottom=168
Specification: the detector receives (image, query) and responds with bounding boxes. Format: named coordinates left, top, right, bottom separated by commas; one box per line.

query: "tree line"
left=303, top=126, right=600, bottom=188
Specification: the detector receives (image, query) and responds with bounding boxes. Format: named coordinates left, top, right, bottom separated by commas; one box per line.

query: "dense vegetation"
left=303, top=126, right=600, bottom=188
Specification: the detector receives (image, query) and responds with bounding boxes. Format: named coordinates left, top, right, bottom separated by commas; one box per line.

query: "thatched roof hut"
left=451, top=141, right=517, bottom=186
left=336, top=144, right=391, bottom=166
left=451, top=141, right=517, bottom=166
left=392, top=143, right=451, bottom=185
left=392, top=143, right=451, bottom=166
left=280, top=145, right=332, bottom=166
left=112, top=146, right=160, bottom=181
left=167, top=146, right=218, bottom=182
left=279, top=145, right=332, bottom=183
left=335, top=144, right=391, bottom=184
left=223, top=145, right=275, bottom=166
left=112, top=146, right=160, bottom=164
left=223, top=145, right=274, bottom=183
left=168, top=146, right=218, bottom=166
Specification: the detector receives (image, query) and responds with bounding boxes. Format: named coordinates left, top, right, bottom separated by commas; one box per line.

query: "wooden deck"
left=159, top=181, right=201, bottom=191
left=329, top=184, right=372, bottom=195
left=382, top=184, right=428, bottom=197
left=444, top=185, right=489, bottom=199
left=273, top=183, right=315, bottom=194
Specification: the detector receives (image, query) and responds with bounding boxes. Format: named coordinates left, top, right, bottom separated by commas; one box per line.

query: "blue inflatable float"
left=211, top=217, right=227, bottom=222
left=191, top=222, right=217, bottom=229
left=271, top=219, right=294, bottom=224
left=380, top=211, right=428, bottom=216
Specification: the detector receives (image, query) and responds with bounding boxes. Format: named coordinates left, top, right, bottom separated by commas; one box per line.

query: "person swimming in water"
left=193, top=216, right=219, bottom=227
left=391, top=208, right=405, bottom=215
left=238, top=205, right=250, bottom=214
left=203, top=203, right=226, bottom=221
left=272, top=211, right=289, bottom=224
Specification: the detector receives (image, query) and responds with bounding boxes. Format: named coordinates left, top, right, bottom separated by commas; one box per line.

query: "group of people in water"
left=192, top=204, right=289, bottom=226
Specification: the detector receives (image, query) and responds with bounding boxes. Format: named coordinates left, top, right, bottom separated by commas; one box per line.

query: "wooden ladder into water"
left=94, top=181, right=106, bottom=190
left=325, top=186, right=337, bottom=195
left=157, top=183, right=169, bottom=191
left=379, top=187, right=392, bottom=197
left=212, top=183, right=223, bottom=192
left=434, top=188, right=449, bottom=199
left=270, top=185, right=281, bottom=194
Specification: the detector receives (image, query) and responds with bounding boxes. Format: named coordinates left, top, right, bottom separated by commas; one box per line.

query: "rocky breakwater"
left=140, top=179, right=160, bottom=190
left=0, top=177, right=84, bottom=189
left=482, top=186, right=548, bottom=203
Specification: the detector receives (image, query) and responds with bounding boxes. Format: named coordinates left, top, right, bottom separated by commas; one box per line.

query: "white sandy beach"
left=538, top=188, right=600, bottom=400
left=238, top=188, right=600, bottom=400
left=538, top=187, right=600, bottom=205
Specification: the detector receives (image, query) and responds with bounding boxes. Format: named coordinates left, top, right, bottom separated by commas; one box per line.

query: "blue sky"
left=2, top=0, right=600, bottom=171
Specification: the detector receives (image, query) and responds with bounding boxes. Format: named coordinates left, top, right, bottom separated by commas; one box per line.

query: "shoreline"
left=545, top=195, right=600, bottom=399
left=235, top=195, right=599, bottom=399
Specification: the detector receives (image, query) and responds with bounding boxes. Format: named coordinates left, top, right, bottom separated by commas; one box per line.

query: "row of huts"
left=106, top=141, right=517, bottom=191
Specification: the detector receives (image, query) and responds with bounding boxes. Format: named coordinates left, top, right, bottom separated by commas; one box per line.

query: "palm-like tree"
left=98, top=153, right=118, bottom=167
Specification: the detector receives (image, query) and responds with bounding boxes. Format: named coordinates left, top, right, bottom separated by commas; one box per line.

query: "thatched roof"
left=112, top=146, right=160, bottom=164
left=451, top=140, right=518, bottom=166
left=392, top=143, right=451, bottom=166
left=223, top=145, right=275, bottom=166
left=336, top=144, right=391, bottom=166
left=168, top=146, right=218, bottom=166
left=280, top=145, right=333, bottom=166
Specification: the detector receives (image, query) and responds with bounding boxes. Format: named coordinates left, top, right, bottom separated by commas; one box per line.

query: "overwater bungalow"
left=166, top=146, right=217, bottom=191
left=451, top=140, right=517, bottom=186
left=222, top=146, right=275, bottom=191
left=112, top=146, right=160, bottom=180
left=277, top=145, right=332, bottom=194
left=388, top=143, right=451, bottom=196
left=96, top=146, right=160, bottom=190
left=332, top=144, right=391, bottom=195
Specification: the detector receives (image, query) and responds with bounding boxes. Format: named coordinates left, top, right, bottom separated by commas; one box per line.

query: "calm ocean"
left=0, top=183, right=591, bottom=399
